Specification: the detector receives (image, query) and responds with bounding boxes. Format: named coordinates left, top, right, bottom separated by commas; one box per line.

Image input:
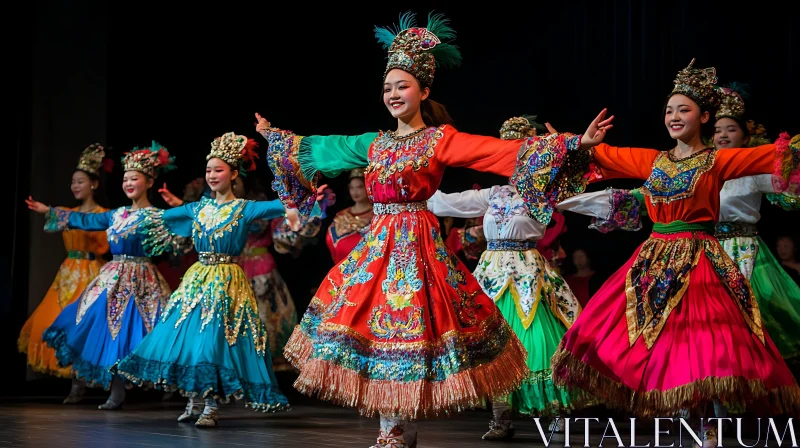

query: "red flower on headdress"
left=242, top=139, right=260, bottom=172
left=157, top=148, right=170, bottom=166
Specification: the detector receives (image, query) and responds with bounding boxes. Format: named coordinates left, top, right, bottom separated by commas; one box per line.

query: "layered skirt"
left=283, top=206, right=529, bottom=419
left=43, top=256, right=170, bottom=388
left=552, top=231, right=800, bottom=417
left=717, top=228, right=800, bottom=362
left=114, top=261, right=289, bottom=412
left=473, top=246, right=584, bottom=415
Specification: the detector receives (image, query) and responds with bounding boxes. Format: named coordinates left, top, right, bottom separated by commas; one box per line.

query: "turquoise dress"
left=114, top=197, right=308, bottom=411
left=42, top=206, right=172, bottom=389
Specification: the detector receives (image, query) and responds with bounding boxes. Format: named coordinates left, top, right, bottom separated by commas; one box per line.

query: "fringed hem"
left=283, top=326, right=529, bottom=420
left=112, top=355, right=289, bottom=413
left=551, top=348, right=800, bottom=418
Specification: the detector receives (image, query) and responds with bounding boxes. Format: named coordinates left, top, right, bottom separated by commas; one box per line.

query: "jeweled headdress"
left=76, top=143, right=113, bottom=176
left=121, top=141, right=176, bottom=178
left=499, top=115, right=547, bottom=140
left=716, top=82, right=748, bottom=120
left=670, top=58, right=720, bottom=109
left=349, top=168, right=366, bottom=180
left=375, top=12, right=462, bottom=88
left=208, top=132, right=259, bottom=174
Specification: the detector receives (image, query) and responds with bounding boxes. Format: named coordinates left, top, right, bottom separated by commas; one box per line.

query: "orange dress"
left=18, top=205, right=110, bottom=377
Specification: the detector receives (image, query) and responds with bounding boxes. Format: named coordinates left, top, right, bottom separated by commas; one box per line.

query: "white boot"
left=177, top=397, right=202, bottom=422
left=482, top=399, right=514, bottom=441
left=370, top=416, right=416, bottom=448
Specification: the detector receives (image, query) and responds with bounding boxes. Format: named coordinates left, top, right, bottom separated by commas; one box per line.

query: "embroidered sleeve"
left=141, top=207, right=193, bottom=257
left=716, top=134, right=800, bottom=194
left=259, top=128, right=375, bottom=224
left=766, top=192, right=800, bottom=211
left=510, top=133, right=592, bottom=223
left=557, top=188, right=644, bottom=233
left=45, top=207, right=112, bottom=232
left=427, top=188, right=491, bottom=218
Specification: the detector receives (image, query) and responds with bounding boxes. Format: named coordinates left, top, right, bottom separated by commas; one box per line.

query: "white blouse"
left=427, top=185, right=617, bottom=241
left=718, top=175, right=777, bottom=224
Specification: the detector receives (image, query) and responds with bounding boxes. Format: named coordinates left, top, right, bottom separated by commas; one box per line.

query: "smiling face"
left=122, top=170, right=153, bottom=200
left=71, top=170, right=97, bottom=201
left=664, top=94, right=709, bottom=142
left=206, top=157, right=237, bottom=193
left=714, top=117, right=749, bottom=149
left=383, top=69, right=429, bottom=121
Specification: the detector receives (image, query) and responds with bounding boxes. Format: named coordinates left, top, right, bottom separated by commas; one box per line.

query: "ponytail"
left=421, top=98, right=455, bottom=127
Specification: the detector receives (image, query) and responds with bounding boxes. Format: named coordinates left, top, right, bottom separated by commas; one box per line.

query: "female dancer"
left=712, top=85, right=800, bottom=363
left=255, top=12, right=610, bottom=447
left=326, top=168, right=374, bottom=264
left=19, top=144, right=111, bottom=403
left=550, top=60, right=800, bottom=447
left=427, top=116, right=641, bottom=441
left=27, top=143, right=177, bottom=410
left=114, top=132, right=323, bottom=428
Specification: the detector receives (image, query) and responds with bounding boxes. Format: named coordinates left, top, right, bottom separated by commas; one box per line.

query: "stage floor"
left=0, top=397, right=786, bottom=447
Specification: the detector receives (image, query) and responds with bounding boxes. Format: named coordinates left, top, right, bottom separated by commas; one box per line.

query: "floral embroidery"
left=432, top=228, right=481, bottom=327
left=369, top=217, right=425, bottom=339
left=366, top=126, right=444, bottom=184
left=510, top=134, right=587, bottom=224
left=641, top=149, right=716, bottom=204
left=589, top=188, right=643, bottom=233
left=191, top=198, right=246, bottom=248
left=44, top=207, right=73, bottom=232
left=488, top=185, right=528, bottom=234
left=264, top=129, right=318, bottom=221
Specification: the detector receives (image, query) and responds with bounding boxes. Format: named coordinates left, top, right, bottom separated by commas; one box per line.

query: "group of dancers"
left=18, top=11, right=800, bottom=448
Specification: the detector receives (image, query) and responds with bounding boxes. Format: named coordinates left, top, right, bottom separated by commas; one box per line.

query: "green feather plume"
left=374, top=11, right=462, bottom=69
left=725, top=81, right=750, bottom=98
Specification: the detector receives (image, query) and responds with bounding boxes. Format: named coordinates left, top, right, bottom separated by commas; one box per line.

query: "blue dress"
left=42, top=206, right=173, bottom=389
left=114, top=197, right=304, bottom=411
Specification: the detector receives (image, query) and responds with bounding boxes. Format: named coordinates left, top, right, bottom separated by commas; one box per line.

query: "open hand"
left=579, top=108, right=614, bottom=149
left=158, top=183, right=184, bottom=207
left=25, top=196, right=49, bottom=214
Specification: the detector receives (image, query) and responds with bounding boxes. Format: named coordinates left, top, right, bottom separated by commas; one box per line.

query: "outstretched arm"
left=427, top=188, right=492, bottom=218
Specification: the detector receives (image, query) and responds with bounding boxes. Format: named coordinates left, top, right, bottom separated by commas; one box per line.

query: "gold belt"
left=373, top=201, right=427, bottom=215
left=198, top=252, right=240, bottom=265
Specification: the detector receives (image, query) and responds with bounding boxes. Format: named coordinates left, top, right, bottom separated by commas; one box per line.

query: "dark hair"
left=421, top=98, right=455, bottom=127
left=74, top=168, right=108, bottom=207
left=663, top=93, right=717, bottom=140
left=714, top=115, right=751, bottom=139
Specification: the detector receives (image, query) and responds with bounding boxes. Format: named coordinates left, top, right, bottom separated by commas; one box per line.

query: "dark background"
left=7, top=0, right=800, bottom=395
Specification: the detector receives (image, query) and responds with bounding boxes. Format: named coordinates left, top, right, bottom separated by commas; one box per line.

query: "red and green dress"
left=260, top=125, right=584, bottom=419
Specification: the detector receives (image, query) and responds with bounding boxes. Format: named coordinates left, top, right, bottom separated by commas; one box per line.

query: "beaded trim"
left=715, top=222, right=758, bottom=239
left=112, top=254, right=152, bottom=263
left=487, top=239, right=538, bottom=251
left=67, top=250, right=96, bottom=260
left=373, top=202, right=428, bottom=215
left=198, top=252, right=241, bottom=265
